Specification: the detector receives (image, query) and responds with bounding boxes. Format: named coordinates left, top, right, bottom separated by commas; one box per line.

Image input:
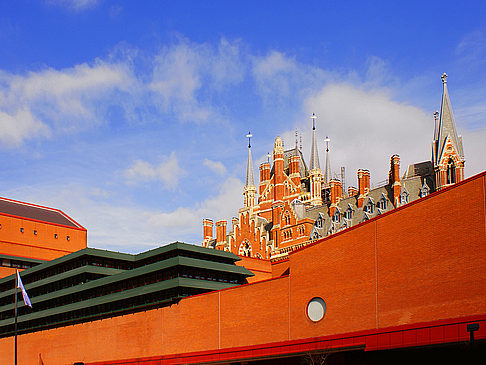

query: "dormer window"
left=315, top=216, right=323, bottom=228
left=420, top=181, right=430, bottom=198
left=400, top=190, right=409, bottom=204
left=332, top=211, right=341, bottom=223
left=377, top=197, right=387, bottom=210
left=364, top=202, right=373, bottom=214
left=344, top=206, right=353, bottom=220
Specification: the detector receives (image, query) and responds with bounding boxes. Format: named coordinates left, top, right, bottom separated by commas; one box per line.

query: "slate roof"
left=0, top=197, right=83, bottom=229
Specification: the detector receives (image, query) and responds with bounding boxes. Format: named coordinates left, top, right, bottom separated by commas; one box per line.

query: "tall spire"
left=245, top=132, right=255, bottom=186
left=432, top=73, right=465, bottom=190
left=309, top=113, right=320, bottom=170
left=323, top=136, right=331, bottom=187
left=434, top=73, right=464, bottom=164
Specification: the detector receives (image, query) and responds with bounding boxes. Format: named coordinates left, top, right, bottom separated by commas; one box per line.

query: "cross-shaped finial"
left=324, top=136, right=330, bottom=152
left=311, top=113, right=317, bottom=130
left=246, top=131, right=253, bottom=148
left=433, top=110, right=439, bottom=121
left=441, top=73, right=448, bottom=84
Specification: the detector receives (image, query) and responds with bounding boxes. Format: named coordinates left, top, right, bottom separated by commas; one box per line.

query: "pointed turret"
left=434, top=73, right=464, bottom=164
left=243, top=132, right=257, bottom=207
left=308, top=113, right=322, bottom=206
left=309, top=113, right=321, bottom=170
left=432, top=73, right=465, bottom=190
left=245, top=132, right=255, bottom=186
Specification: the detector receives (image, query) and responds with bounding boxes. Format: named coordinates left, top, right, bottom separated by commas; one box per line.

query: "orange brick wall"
left=235, top=256, right=272, bottom=282
left=0, top=215, right=87, bottom=265
left=0, top=173, right=484, bottom=364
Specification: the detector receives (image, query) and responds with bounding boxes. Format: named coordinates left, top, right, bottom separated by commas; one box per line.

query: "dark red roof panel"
left=0, top=197, right=82, bottom=228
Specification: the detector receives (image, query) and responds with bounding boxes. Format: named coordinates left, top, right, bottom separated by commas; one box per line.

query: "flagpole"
left=14, top=270, right=18, bottom=365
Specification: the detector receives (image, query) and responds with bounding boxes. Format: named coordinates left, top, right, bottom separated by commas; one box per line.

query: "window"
left=400, top=190, right=409, bottom=204
left=67, top=236, right=70, bottom=241
left=54, top=234, right=58, bottom=239
left=377, top=198, right=387, bottom=210
left=364, top=202, right=373, bottom=214
left=447, top=158, right=456, bottom=184
left=344, top=207, right=353, bottom=220
left=332, top=212, right=340, bottom=223
left=20, top=228, right=24, bottom=233
left=315, top=216, right=323, bottom=228
left=34, top=230, right=37, bottom=235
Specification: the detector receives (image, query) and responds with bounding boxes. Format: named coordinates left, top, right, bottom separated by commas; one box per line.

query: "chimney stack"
left=389, top=154, right=401, bottom=207
left=348, top=186, right=358, bottom=197
left=329, top=179, right=343, bottom=216
left=357, top=169, right=370, bottom=208
left=202, top=219, right=213, bottom=247
left=215, top=220, right=227, bottom=250
left=259, top=162, right=271, bottom=198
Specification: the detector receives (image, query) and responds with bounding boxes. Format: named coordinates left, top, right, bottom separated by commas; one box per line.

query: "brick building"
left=0, top=197, right=87, bottom=279
left=203, top=73, right=465, bottom=261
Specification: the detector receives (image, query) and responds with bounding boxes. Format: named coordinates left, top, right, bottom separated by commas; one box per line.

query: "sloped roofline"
left=0, top=196, right=86, bottom=230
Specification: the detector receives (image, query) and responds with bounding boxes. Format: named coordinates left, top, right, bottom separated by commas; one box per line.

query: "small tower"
left=243, top=132, right=257, bottom=207
left=432, top=73, right=465, bottom=190
left=323, top=136, right=331, bottom=188
left=309, top=113, right=323, bottom=206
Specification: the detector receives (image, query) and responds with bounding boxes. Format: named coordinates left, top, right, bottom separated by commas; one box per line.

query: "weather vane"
left=246, top=131, right=253, bottom=148
left=311, top=113, right=317, bottom=130
left=324, top=136, right=330, bottom=152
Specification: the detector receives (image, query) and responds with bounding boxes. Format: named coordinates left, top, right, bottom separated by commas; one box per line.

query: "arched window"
left=238, top=241, right=252, bottom=257
left=447, top=158, right=456, bottom=184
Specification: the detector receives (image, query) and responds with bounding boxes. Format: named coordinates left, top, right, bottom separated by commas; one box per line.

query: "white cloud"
left=47, top=0, right=99, bottom=11
left=0, top=61, right=134, bottom=146
left=149, top=39, right=245, bottom=122
left=0, top=107, right=50, bottom=146
left=148, top=177, right=244, bottom=236
left=296, top=83, right=431, bottom=187
left=203, top=158, right=226, bottom=175
left=124, top=152, right=186, bottom=190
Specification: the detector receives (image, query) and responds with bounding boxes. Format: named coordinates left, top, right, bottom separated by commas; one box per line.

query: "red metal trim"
left=291, top=170, right=486, bottom=256
left=86, top=313, right=486, bottom=364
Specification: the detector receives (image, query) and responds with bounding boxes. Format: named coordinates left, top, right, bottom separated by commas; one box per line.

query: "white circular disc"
left=307, top=297, right=326, bottom=322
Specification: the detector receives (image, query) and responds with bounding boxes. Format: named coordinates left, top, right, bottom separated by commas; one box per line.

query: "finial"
left=433, top=110, right=439, bottom=121
left=266, top=152, right=271, bottom=163
left=311, top=113, right=317, bottom=130
left=299, top=134, right=302, bottom=150
left=295, top=130, right=298, bottom=149
left=324, top=136, right=330, bottom=152
left=246, top=131, right=253, bottom=148
left=441, top=73, right=448, bottom=84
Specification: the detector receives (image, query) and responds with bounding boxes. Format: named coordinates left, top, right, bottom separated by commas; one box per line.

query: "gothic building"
left=202, top=74, right=465, bottom=260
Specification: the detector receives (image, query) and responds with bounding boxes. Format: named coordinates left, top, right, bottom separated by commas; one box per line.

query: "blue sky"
left=1, top=0, right=485, bottom=252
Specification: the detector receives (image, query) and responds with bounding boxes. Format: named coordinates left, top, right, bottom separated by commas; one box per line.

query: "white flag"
left=16, top=270, right=32, bottom=308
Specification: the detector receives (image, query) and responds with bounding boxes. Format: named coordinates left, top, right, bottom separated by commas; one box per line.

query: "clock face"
left=307, top=297, right=326, bottom=322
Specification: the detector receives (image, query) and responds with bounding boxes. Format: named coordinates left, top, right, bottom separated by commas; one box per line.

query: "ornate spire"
left=434, top=73, right=464, bottom=164
left=309, top=113, right=320, bottom=170
left=245, top=132, right=255, bottom=186
left=323, top=136, right=331, bottom=186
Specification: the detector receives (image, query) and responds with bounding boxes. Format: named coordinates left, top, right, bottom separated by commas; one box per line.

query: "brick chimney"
left=389, top=154, right=401, bottom=207
left=202, top=219, right=213, bottom=247
left=348, top=186, right=358, bottom=197
left=259, top=162, right=271, bottom=198
left=215, top=220, right=227, bottom=250
left=357, top=169, right=370, bottom=208
left=329, top=179, right=343, bottom=216
left=289, top=155, right=301, bottom=187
